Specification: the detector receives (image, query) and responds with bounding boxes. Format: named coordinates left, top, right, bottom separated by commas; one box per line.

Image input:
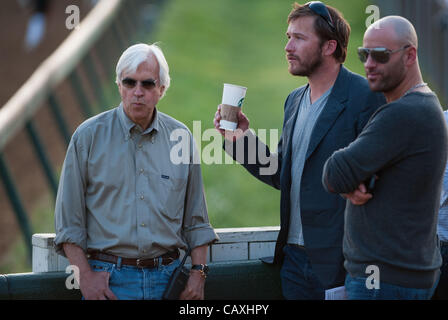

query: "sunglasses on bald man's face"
left=121, top=78, right=158, bottom=90
left=307, top=1, right=335, bottom=32
left=357, top=45, right=410, bottom=64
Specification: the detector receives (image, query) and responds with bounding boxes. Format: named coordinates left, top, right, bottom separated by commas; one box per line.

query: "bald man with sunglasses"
left=323, top=16, right=448, bottom=299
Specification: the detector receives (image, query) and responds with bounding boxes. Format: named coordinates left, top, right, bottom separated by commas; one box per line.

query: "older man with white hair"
left=54, top=43, right=218, bottom=300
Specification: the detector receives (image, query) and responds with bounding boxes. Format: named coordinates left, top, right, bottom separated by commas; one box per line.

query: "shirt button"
left=139, top=168, right=144, bottom=174
left=140, top=223, right=146, bottom=227
left=138, top=144, right=143, bottom=149
left=140, top=195, right=144, bottom=200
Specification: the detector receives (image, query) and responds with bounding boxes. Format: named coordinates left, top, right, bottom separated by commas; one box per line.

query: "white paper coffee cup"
left=220, top=83, right=247, bottom=131
left=222, top=83, right=247, bottom=107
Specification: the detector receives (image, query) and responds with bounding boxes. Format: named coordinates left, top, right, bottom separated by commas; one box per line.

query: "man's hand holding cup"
left=213, top=83, right=249, bottom=142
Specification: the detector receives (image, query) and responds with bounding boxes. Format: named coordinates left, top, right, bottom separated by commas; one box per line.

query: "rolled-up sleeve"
left=54, top=132, right=88, bottom=256
left=182, top=138, right=219, bottom=248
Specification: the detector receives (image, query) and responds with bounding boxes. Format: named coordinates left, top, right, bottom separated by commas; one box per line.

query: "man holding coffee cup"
left=214, top=2, right=385, bottom=299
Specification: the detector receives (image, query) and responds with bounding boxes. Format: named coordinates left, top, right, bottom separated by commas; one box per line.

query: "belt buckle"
left=136, top=257, right=158, bottom=268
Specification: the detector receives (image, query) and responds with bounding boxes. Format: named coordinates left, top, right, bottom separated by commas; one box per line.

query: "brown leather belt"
left=86, top=249, right=179, bottom=268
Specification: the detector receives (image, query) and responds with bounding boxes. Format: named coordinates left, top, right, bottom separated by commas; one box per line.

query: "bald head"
left=362, top=16, right=425, bottom=102
left=367, top=16, right=418, bottom=48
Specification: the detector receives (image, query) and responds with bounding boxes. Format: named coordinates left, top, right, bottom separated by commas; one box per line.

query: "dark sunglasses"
left=357, top=45, right=410, bottom=64
left=308, top=1, right=335, bottom=32
left=121, top=78, right=158, bottom=89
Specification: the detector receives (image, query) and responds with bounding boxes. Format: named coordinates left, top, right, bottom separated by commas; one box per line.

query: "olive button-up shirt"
left=54, top=104, right=218, bottom=258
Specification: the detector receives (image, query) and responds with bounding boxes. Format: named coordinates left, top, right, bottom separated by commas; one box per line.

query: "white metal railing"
left=0, top=0, right=146, bottom=260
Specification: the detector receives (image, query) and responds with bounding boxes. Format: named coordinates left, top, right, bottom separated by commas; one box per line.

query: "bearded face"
left=285, top=16, right=325, bottom=77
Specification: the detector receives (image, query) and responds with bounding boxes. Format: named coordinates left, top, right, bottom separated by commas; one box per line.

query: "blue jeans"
left=345, top=272, right=439, bottom=300
left=87, top=258, right=180, bottom=300
left=433, top=242, right=448, bottom=299
left=280, top=244, right=325, bottom=300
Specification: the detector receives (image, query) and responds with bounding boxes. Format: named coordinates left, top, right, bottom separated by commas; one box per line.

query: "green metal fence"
left=0, top=0, right=163, bottom=261
left=0, top=260, right=283, bottom=300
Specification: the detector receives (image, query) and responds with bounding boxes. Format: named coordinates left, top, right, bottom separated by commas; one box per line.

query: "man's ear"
left=323, top=39, right=338, bottom=57
left=159, top=85, right=166, bottom=98
left=404, top=46, right=417, bottom=66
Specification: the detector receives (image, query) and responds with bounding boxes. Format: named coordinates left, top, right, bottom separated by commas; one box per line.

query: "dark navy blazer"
left=230, top=65, right=386, bottom=288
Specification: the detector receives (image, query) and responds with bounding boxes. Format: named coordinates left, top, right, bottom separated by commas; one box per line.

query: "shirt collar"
left=118, top=103, right=159, bottom=140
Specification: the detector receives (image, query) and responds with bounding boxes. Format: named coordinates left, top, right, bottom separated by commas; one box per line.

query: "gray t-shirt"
left=288, top=85, right=332, bottom=245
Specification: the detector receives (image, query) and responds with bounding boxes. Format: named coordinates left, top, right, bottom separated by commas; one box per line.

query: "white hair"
left=115, top=43, right=171, bottom=98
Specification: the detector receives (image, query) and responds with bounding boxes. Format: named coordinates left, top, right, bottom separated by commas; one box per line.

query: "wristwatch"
left=191, top=264, right=209, bottom=278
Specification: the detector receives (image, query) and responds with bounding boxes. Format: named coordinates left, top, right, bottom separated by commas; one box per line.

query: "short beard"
left=369, top=58, right=407, bottom=93
left=289, top=45, right=323, bottom=77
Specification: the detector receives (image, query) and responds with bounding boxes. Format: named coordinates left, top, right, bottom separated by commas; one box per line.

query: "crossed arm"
left=322, top=104, right=409, bottom=206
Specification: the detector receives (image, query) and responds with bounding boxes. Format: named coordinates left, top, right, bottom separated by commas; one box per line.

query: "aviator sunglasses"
left=121, top=77, right=158, bottom=89
left=357, top=45, right=410, bottom=64
left=307, top=1, right=336, bottom=32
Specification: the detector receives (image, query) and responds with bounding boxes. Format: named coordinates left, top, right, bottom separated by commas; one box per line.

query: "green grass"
left=0, top=0, right=373, bottom=273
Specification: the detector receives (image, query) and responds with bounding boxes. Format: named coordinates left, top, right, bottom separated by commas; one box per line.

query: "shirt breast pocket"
left=147, top=171, right=187, bottom=220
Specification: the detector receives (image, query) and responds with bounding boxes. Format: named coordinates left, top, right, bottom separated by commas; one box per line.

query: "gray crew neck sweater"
left=323, top=92, right=448, bottom=289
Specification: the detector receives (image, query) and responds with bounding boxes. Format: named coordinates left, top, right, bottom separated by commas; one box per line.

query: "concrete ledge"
left=32, top=227, right=280, bottom=272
